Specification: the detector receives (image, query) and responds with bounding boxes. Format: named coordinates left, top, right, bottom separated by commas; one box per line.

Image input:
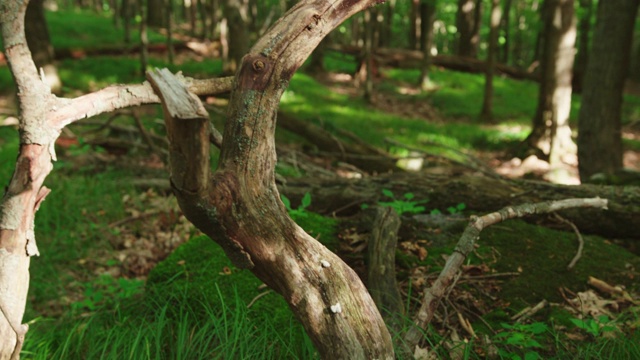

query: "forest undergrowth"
left=0, top=8, right=639, bottom=359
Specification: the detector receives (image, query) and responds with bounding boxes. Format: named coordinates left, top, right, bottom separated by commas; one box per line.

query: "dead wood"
left=403, top=198, right=607, bottom=349
left=278, top=112, right=399, bottom=173
left=366, top=207, right=404, bottom=328
left=331, top=45, right=539, bottom=82
left=279, top=173, right=640, bottom=240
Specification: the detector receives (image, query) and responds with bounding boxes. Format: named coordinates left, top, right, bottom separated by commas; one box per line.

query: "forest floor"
left=0, top=8, right=639, bottom=359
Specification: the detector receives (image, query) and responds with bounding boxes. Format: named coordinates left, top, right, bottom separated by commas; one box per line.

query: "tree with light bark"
left=524, top=0, right=577, bottom=184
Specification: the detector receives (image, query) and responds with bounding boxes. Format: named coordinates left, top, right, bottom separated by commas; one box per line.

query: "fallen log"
left=330, top=45, right=539, bottom=82
left=279, top=172, right=640, bottom=240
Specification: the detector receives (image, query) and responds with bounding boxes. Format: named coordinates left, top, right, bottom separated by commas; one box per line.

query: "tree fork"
left=147, top=0, right=395, bottom=357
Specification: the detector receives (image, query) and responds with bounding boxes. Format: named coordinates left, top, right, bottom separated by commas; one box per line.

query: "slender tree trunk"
left=189, top=0, right=197, bottom=37
left=572, top=0, right=593, bottom=92
left=419, top=0, right=436, bottom=90
left=222, top=0, right=249, bottom=74
left=122, top=0, right=131, bottom=44
left=166, top=0, right=175, bottom=64
left=147, top=0, right=164, bottom=27
left=409, top=0, right=419, bottom=50
left=513, top=0, right=526, bottom=67
left=500, top=0, right=512, bottom=64
left=480, top=0, right=501, bottom=121
left=456, top=0, right=480, bottom=58
left=526, top=0, right=577, bottom=183
left=577, top=0, right=640, bottom=181
left=361, top=8, right=375, bottom=102
left=139, top=0, right=149, bottom=74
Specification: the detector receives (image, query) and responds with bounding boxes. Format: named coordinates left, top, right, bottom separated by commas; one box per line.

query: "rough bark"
left=525, top=0, right=576, bottom=183
left=479, top=0, right=501, bottom=121
left=148, top=1, right=395, bottom=358
left=577, top=0, right=639, bottom=181
left=0, top=2, right=55, bottom=357
left=366, top=207, right=404, bottom=328
left=280, top=172, right=640, bottom=240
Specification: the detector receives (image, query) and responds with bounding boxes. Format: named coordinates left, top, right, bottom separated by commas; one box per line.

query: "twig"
left=108, top=211, right=163, bottom=228
left=511, top=299, right=548, bottom=323
left=403, top=197, right=608, bottom=349
left=247, top=290, right=272, bottom=309
left=132, top=111, right=160, bottom=155
left=553, top=213, right=584, bottom=271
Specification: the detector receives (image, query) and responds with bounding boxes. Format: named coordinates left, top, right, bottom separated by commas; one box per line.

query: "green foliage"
left=570, top=315, right=618, bottom=338
left=71, top=273, right=143, bottom=312
left=492, top=322, right=549, bottom=360
left=281, top=192, right=312, bottom=218
left=364, top=189, right=428, bottom=215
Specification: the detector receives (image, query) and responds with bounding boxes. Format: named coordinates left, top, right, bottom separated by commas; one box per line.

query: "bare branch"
left=404, top=197, right=608, bottom=348
left=48, top=77, right=234, bottom=131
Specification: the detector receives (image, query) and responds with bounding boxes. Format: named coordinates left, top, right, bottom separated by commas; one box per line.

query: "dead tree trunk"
left=146, top=1, right=395, bottom=357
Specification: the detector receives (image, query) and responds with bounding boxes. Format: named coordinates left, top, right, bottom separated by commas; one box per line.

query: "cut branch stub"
left=146, top=68, right=210, bottom=194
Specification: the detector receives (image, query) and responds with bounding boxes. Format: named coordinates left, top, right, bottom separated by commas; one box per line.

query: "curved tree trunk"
left=577, top=0, right=639, bottom=181
left=150, top=1, right=395, bottom=358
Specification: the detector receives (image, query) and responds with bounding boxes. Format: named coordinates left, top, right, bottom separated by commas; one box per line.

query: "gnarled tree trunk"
left=0, top=0, right=395, bottom=358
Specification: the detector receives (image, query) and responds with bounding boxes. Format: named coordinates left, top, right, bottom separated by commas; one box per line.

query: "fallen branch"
left=403, top=197, right=608, bottom=349
left=554, top=213, right=584, bottom=271
left=512, top=299, right=548, bottom=323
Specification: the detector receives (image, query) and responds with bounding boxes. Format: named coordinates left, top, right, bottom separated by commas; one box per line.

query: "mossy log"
left=280, top=172, right=640, bottom=240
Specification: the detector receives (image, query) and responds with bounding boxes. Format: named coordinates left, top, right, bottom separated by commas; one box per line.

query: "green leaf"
left=524, top=351, right=541, bottom=360
left=456, top=203, right=467, bottom=211
left=403, top=192, right=415, bottom=200
left=382, top=189, right=394, bottom=198
left=280, top=194, right=291, bottom=210
left=301, top=192, right=312, bottom=209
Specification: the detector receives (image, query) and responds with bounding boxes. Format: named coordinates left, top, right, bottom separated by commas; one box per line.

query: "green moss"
left=480, top=220, right=640, bottom=307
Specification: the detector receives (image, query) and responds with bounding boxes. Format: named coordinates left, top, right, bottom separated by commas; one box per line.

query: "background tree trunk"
left=525, top=0, right=577, bottom=183
left=500, top=0, right=512, bottom=64
left=25, top=0, right=61, bottom=93
left=572, top=0, right=593, bottom=92
left=479, top=0, right=501, bottom=121
left=419, top=0, right=436, bottom=90
left=146, top=0, right=164, bottom=27
left=455, top=0, right=480, bottom=58
left=222, top=0, right=249, bottom=74
left=577, top=0, right=639, bottom=181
